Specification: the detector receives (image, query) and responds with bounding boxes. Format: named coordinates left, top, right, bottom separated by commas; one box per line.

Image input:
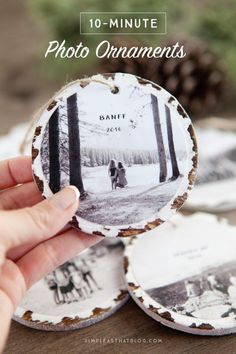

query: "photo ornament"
left=32, top=73, right=197, bottom=237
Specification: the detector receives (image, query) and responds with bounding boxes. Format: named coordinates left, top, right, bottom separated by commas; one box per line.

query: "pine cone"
left=100, top=37, right=225, bottom=117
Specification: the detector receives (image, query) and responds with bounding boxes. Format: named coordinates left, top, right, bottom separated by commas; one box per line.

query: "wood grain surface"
left=6, top=297, right=236, bottom=354
left=1, top=2, right=236, bottom=351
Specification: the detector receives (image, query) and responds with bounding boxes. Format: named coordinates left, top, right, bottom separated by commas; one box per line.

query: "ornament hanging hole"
left=111, top=86, right=119, bottom=94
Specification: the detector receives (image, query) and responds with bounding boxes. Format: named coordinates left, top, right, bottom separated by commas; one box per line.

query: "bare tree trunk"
left=165, top=105, right=180, bottom=180
left=151, top=94, right=167, bottom=183
left=67, top=93, right=85, bottom=196
left=49, top=107, right=61, bottom=193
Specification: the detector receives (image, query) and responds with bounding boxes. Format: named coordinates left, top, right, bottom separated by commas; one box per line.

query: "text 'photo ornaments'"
left=124, top=213, right=236, bottom=336
left=14, top=239, right=129, bottom=331
left=32, top=73, right=197, bottom=238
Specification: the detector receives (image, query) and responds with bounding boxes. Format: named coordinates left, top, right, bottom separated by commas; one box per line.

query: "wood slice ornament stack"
left=32, top=73, right=197, bottom=237
left=184, top=120, right=236, bottom=213
left=14, top=239, right=129, bottom=330
left=124, top=213, right=236, bottom=336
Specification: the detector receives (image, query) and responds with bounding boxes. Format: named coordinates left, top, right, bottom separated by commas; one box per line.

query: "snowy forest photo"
left=40, top=81, right=189, bottom=226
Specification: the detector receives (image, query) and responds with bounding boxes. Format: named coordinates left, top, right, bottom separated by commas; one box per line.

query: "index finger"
left=17, top=229, right=103, bottom=289
left=0, top=156, right=33, bottom=190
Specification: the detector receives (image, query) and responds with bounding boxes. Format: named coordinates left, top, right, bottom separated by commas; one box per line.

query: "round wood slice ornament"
left=32, top=73, right=197, bottom=237
left=184, top=124, right=236, bottom=213
left=124, top=213, right=236, bottom=336
left=14, top=239, right=129, bottom=331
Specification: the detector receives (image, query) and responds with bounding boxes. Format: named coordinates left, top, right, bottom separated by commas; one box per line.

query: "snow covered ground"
left=78, top=163, right=184, bottom=225
left=82, top=164, right=178, bottom=193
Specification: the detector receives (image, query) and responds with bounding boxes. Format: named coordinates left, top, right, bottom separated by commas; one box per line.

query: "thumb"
left=0, top=186, right=80, bottom=256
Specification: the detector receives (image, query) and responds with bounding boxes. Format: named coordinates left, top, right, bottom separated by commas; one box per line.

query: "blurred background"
left=1, top=0, right=236, bottom=216
left=1, top=0, right=236, bottom=137
left=2, top=3, right=236, bottom=351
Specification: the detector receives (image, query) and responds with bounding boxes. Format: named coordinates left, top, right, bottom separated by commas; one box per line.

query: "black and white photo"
left=34, top=73, right=196, bottom=235
left=14, top=239, right=129, bottom=330
left=147, top=261, right=236, bottom=320
left=125, top=213, right=236, bottom=335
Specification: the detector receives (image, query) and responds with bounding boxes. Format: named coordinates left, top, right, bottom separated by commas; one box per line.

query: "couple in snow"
left=108, top=159, right=128, bottom=190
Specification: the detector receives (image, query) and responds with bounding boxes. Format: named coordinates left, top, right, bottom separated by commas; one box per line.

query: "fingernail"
left=49, top=186, right=80, bottom=211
